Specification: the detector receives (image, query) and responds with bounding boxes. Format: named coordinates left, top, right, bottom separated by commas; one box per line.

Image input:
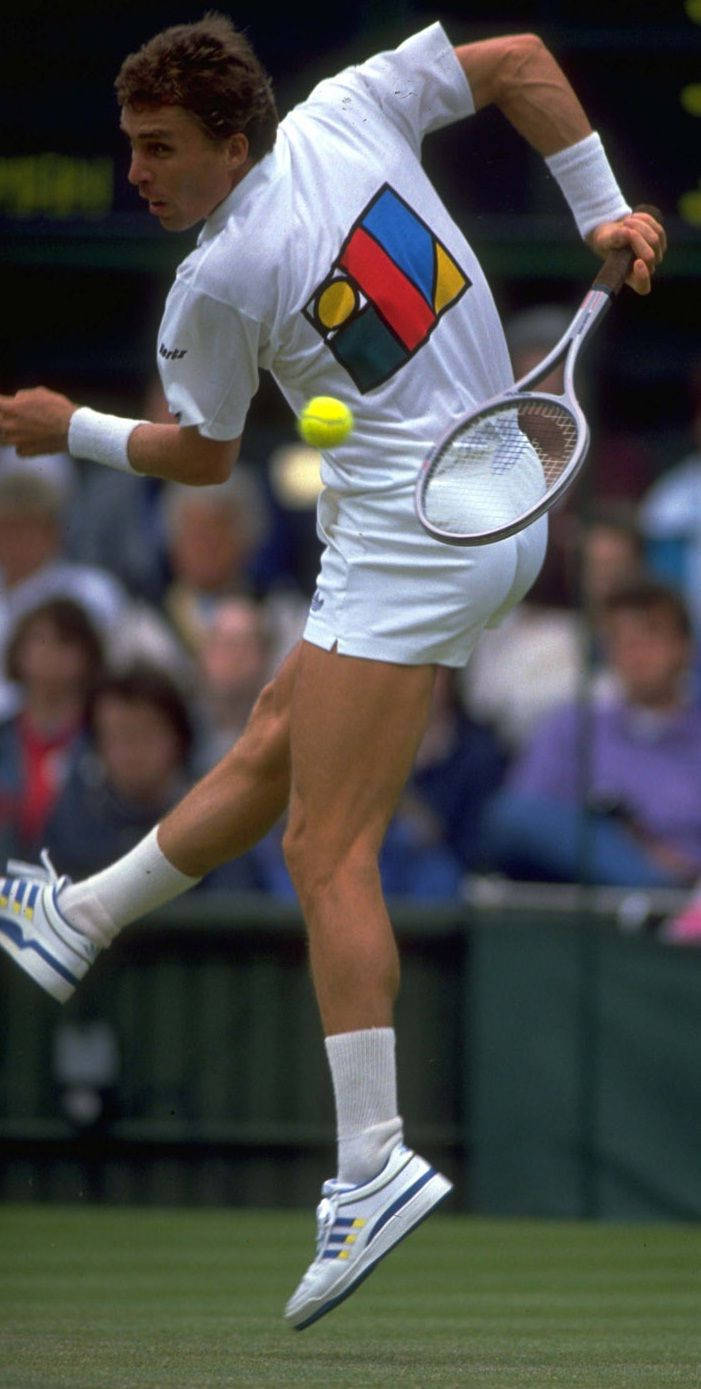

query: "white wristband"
left=68, top=406, right=144, bottom=472
left=545, top=131, right=631, bottom=240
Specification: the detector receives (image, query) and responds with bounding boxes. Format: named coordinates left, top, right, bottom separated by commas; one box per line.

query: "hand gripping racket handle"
left=591, top=203, right=663, bottom=297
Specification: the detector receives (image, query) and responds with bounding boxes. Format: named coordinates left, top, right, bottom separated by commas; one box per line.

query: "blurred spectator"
left=480, top=580, right=701, bottom=888
left=0, top=471, right=126, bottom=716
left=193, top=595, right=272, bottom=770
left=161, top=470, right=307, bottom=670
left=639, top=361, right=701, bottom=639
left=67, top=378, right=171, bottom=606
left=0, top=598, right=103, bottom=861
left=0, top=444, right=76, bottom=507
left=45, top=665, right=194, bottom=879
left=0, top=467, right=189, bottom=712
left=462, top=505, right=646, bottom=750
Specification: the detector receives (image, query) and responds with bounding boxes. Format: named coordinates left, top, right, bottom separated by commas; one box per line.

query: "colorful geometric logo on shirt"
left=303, top=184, right=471, bottom=393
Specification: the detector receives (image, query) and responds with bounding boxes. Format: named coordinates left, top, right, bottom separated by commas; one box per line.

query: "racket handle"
left=592, top=203, right=663, bottom=296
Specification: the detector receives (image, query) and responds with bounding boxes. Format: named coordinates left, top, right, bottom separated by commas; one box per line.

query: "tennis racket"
left=415, top=205, right=661, bottom=546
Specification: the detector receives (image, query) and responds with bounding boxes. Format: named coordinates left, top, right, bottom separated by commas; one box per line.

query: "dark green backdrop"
left=2, top=896, right=700, bottom=1220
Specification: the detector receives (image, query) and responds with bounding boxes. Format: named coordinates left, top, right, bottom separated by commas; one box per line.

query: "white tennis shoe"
left=0, top=851, right=97, bottom=1002
left=284, top=1142, right=452, bottom=1330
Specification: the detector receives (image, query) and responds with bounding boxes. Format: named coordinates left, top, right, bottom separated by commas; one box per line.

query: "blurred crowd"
left=2, top=327, right=700, bottom=923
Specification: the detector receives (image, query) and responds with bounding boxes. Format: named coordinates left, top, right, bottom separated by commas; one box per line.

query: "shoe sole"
left=288, top=1166, right=453, bottom=1331
left=0, top=916, right=79, bottom=1002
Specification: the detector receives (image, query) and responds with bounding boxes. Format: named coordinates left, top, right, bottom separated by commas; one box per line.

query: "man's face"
left=603, top=605, right=690, bottom=710
left=120, top=104, right=248, bottom=231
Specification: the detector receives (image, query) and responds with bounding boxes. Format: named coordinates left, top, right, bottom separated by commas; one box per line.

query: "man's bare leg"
left=284, top=642, right=435, bottom=1176
left=157, top=642, right=296, bottom=877
left=283, top=642, right=435, bottom=1034
left=282, top=643, right=452, bottom=1329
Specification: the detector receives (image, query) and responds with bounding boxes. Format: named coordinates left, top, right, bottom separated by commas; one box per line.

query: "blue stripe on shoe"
left=0, top=917, right=80, bottom=986
left=366, top=1168, right=435, bottom=1247
left=293, top=1175, right=450, bottom=1330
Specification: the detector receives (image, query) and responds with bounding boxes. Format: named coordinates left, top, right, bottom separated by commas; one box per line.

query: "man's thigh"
left=288, top=641, right=436, bottom=853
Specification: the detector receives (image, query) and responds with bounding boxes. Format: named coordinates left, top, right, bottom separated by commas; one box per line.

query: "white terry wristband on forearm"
left=68, top=406, right=145, bottom=472
left=545, top=131, right=631, bottom=240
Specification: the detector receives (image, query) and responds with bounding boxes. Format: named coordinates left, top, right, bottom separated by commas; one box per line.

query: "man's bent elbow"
left=495, top=33, right=547, bottom=102
left=457, top=32, right=546, bottom=112
left=183, top=431, right=240, bottom=485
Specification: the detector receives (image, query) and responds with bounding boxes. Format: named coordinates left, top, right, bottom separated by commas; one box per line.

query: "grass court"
left=1, top=1204, right=700, bottom=1387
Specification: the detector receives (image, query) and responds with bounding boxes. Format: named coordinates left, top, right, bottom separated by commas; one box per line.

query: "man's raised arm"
left=455, top=33, right=666, bottom=294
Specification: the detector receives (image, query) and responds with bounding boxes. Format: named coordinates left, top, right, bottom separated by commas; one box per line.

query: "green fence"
left=1, top=889, right=700, bottom=1219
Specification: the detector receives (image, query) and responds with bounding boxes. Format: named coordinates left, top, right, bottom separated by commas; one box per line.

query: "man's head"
left=115, top=12, right=278, bottom=230
left=0, top=473, right=63, bottom=586
left=6, top=597, right=103, bottom=698
left=601, top=579, right=693, bottom=711
left=199, top=595, right=271, bottom=709
left=577, top=506, right=645, bottom=609
left=162, top=471, right=269, bottom=592
left=89, top=665, right=193, bottom=806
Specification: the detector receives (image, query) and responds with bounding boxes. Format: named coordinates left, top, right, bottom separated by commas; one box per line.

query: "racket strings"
left=517, top=399, right=579, bottom=485
left=423, top=399, right=579, bottom=536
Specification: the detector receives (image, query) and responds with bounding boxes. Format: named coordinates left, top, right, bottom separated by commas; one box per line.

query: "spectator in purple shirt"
left=480, top=579, right=701, bottom=888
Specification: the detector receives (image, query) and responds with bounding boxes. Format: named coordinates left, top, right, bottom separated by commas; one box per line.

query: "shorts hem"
left=302, top=615, right=465, bottom=667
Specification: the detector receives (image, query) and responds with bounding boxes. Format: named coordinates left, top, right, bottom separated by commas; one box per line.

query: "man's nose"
left=127, top=153, right=148, bottom=186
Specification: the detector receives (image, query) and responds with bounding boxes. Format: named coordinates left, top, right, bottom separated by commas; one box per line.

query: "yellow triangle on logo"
left=434, top=242, right=465, bottom=313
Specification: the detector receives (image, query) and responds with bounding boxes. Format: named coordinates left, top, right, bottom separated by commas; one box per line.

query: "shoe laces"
left=6, top=847, right=60, bottom=886
left=314, top=1195, right=338, bottom=1258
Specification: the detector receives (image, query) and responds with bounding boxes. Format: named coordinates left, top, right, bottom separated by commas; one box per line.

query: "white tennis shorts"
left=303, top=484, right=547, bottom=666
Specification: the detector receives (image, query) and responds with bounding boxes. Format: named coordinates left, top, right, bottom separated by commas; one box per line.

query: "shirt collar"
left=197, top=149, right=279, bottom=245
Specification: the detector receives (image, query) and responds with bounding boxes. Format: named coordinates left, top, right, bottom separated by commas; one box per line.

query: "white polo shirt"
left=157, top=23, right=546, bottom=664
left=157, top=23, right=513, bottom=500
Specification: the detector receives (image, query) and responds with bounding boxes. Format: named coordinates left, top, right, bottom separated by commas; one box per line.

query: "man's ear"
left=227, top=132, right=250, bottom=170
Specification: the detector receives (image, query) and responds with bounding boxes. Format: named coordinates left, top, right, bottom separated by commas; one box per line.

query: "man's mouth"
left=142, top=193, right=167, bottom=214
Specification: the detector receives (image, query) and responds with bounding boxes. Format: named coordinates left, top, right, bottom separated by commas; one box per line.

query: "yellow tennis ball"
left=297, top=396, right=354, bottom=448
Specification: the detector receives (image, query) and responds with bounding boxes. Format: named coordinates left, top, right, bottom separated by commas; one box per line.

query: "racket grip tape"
left=592, top=203, right=663, bottom=296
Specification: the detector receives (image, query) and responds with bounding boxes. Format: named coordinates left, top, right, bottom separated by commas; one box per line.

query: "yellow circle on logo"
left=317, top=279, right=357, bottom=329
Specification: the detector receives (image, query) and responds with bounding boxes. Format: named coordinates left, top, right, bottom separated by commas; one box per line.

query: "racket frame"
left=415, top=284, right=611, bottom=546
left=415, top=206, right=661, bottom=547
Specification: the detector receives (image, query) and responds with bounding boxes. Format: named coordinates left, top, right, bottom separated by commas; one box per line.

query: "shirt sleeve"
left=307, top=23, right=474, bottom=159
left=156, top=278, right=263, bottom=441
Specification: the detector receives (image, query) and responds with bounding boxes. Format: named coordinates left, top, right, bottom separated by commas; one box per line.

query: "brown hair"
left=88, top=664, right=194, bottom=761
left=114, top=11, right=278, bottom=161
left=602, top=579, right=692, bottom=640
left=5, top=598, right=104, bottom=685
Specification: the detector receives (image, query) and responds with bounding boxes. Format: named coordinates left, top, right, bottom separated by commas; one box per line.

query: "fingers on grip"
left=593, top=203, right=664, bottom=295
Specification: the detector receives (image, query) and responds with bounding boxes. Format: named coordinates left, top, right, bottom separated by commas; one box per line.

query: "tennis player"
left=0, top=16, right=665, bottom=1329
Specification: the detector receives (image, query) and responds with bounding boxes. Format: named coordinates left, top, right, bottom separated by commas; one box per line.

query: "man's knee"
left=282, top=815, right=378, bottom=904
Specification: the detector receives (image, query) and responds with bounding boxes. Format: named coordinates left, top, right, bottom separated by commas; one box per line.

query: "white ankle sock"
left=59, top=827, right=200, bottom=948
left=325, top=1027, right=404, bottom=1184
